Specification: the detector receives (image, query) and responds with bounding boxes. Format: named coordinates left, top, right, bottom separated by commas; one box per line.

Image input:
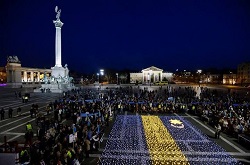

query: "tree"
left=162, top=77, right=167, bottom=81
left=119, top=73, right=128, bottom=84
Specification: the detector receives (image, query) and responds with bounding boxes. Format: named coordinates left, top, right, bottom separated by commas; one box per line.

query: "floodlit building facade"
left=200, top=74, right=221, bottom=84
left=5, top=56, right=52, bottom=88
left=130, top=66, right=173, bottom=84
left=223, top=73, right=237, bottom=85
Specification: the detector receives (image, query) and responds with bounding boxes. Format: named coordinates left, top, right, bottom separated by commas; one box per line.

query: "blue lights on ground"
left=99, top=115, right=242, bottom=165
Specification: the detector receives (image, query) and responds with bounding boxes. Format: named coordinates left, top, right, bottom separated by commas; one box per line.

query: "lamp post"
left=97, top=73, right=99, bottom=83
left=147, top=73, right=150, bottom=84
left=197, top=70, right=202, bottom=87
left=99, top=69, right=104, bottom=83
left=230, top=72, right=233, bottom=85
left=116, top=73, right=118, bottom=85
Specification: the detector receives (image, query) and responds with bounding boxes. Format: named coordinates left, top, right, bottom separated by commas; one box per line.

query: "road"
left=0, top=87, right=61, bottom=145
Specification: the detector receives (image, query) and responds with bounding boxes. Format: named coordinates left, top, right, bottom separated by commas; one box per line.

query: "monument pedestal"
left=34, top=65, right=77, bottom=93
left=34, top=83, right=76, bottom=93
left=51, top=66, right=68, bottom=78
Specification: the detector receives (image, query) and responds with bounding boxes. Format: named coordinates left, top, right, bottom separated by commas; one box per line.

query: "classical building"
left=223, top=73, right=236, bottom=85
left=130, top=66, right=173, bottom=84
left=237, top=62, right=250, bottom=85
left=200, top=74, right=221, bottom=84
left=5, top=56, right=52, bottom=88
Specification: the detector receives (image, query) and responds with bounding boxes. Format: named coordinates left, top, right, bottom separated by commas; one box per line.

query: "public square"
left=1, top=1, right=250, bottom=164
left=0, top=84, right=249, bottom=164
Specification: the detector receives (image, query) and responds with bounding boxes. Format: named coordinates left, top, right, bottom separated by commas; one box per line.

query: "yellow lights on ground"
left=141, top=116, right=189, bottom=165
left=169, top=119, right=185, bottom=129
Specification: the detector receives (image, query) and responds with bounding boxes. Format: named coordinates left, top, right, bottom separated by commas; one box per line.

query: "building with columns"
left=5, top=56, right=51, bottom=88
left=223, top=73, right=237, bottom=85
left=130, top=66, right=173, bottom=84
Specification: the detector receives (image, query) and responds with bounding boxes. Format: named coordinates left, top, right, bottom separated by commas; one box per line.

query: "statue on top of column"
left=7, top=56, right=21, bottom=63
left=55, top=6, right=61, bottom=21
left=53, top=6, right=63, bottom=28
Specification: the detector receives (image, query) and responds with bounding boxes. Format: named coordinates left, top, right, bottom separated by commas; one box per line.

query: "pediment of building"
left=142, top=66, right=163, bottom=72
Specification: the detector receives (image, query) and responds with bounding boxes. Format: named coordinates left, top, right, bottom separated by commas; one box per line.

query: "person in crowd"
left=20, top=147, right=29, bottom=163
left=25, top=122, right=33, bottom=146
left=30, top=106, right=34, bottom=118
left=0, top=108, right=5, bottom=120
left=8, top=107, right=13, bottom=118
left=215, top=123, right=221, bottom=139
left=17, top=107, right=21, bottom=116
left=84, top=137, right=91, bottom=158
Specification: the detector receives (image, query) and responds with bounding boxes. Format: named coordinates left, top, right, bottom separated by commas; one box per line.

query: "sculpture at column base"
left=34, top=64, right=77, bottom=93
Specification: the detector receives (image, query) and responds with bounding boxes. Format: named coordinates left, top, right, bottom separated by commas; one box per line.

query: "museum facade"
left=5, top=56, right=52, bottom=88
left=130, top=66, right=173, bottom=84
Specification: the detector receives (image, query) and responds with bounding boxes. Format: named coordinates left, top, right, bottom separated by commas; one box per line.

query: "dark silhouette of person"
left=0, top=108, right=5, bottom=120
left=8, top=107, right=13, bottom=118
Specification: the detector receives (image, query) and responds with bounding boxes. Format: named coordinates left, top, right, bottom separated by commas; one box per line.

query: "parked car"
left=93, top=81, right=99, bottom=86
left=154, top=81, right=168, bottom=85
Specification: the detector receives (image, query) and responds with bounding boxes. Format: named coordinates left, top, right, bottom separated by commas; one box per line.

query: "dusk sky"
left=1, top=0, right=250, bottom=74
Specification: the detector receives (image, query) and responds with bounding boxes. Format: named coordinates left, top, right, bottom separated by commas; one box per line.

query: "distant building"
left=237, top=62, right=250, bottom=85
left=223, top=73, right=236, bottom=85
left=5, top=56, right=52, bottom=88
left=173, top=69, right=196, bottom=83
left=0, top=67, right=7, bottom=83
left=130, top=66, right=173, bottom=84
left=200, top=74, right=221, bottom=84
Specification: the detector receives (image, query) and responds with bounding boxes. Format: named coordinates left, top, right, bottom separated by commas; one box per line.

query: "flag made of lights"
left=99, top=115, right=241, bottom=165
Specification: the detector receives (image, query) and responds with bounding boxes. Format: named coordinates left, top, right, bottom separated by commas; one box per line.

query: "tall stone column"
left=30, top=71, right=34, bottom=82
left=11, top=70, right=14, bottom=82
left=24, top=71, right=27, bottom=82
left=142, top=73, right=144, bottom=84
left=53, top=17, right=63, bottom=67
left=37, top=72, right=40, bottom=82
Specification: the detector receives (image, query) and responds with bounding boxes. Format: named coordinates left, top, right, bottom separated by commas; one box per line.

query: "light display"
left=169, top=119, right=184, bottom=128
left=159, top=116, right=241, bottom=164
left=100, top=115, right=150, bottom=164
left=141, top=116, right=189, bottom=164
left=99, top=115, right=242, bottom=165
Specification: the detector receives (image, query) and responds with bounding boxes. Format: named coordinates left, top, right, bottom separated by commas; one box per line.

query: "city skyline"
left=1, top=0, right=250, bottom=74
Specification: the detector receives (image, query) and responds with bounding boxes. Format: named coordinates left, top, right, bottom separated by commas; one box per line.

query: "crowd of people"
left=196, top=88, right=250, bottom=138
left=20, top=89, right=110, bottom=165
left=15, top=85, right=250, bottom=164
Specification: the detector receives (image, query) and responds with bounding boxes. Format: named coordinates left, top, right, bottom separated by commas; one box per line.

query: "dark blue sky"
left=1, top=0, right=250, bottom=74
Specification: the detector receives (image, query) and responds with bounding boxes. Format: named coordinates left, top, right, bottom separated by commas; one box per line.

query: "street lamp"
left=197, top=70, right=202, bottom=86
left=100, top=69, right=104, bottom=76
left=147, top=73, right=150, bottom=84
left=230, top=72, right=233, bottom=85
left=116, top=73, right=118, bottom=85
left=97, top=73, right=99, bottom=83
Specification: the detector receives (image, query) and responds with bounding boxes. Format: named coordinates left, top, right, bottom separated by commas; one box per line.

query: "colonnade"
left=22, top=71, right=49, bottom=82
left=142, top=72, right=162, bottom=84
left=6, top=62, right=52, bottom=85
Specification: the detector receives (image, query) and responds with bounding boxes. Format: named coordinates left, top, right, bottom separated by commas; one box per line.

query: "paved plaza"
left=0, top=85, right=249, bottom=164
